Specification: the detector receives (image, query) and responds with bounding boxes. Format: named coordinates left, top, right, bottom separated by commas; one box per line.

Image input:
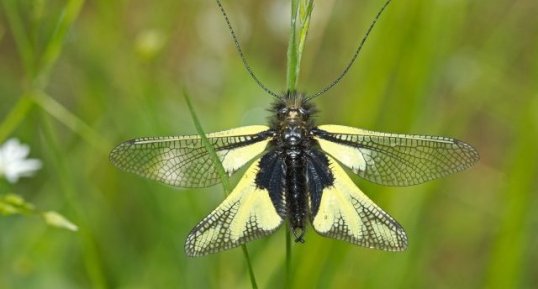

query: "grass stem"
left=184, top=89, right=258, bottom=289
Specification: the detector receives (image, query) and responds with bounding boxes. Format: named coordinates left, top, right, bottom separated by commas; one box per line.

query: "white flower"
left=0, top=138, right=42, bottom=183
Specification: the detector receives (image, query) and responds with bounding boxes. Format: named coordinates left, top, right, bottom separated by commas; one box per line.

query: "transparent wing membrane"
left=315, top=125, right=479, bottom=186
left=109, top=126, right=271, bottom=187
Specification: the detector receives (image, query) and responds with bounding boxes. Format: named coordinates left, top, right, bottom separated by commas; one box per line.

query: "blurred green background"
left=1, top=0, right=537, bottom=288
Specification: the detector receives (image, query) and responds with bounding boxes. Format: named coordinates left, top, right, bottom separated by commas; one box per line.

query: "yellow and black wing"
left=310, top=154, right=407, bottom=251
left=314, top=125, right=479, bottom=186
left=110, top=125, right=272, bottom=187
left=185, top=157, right=284, bottom=256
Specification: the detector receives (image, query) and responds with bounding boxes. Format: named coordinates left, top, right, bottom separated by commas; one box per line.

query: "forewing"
left=110, top=125, right=271, bottom=187
left=315, top=125, right=479, bottom=186
left=311, top=155, right=407, bottom=251
left=185, top=157, right=284, bottom=256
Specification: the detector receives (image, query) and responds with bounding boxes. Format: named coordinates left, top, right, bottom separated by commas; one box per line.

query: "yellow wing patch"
left=317, top=124, right=373, bottom=135
left=312, top=155, right=407, bottom=251
left=185, top=157, right=283, bottom=256
left=316, top=137, right=367, bottom=174
left=192, top=125, right=270, bottom=174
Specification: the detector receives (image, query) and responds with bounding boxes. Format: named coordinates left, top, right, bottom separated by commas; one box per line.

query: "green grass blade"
left=285, top=222, right=292, bottom=289
left=39, top=112, right=107, bottom=289
left=286, top=0, right=299, bottom=93
left=35, top=0, right=84, bottom=88
left=183, top=90, right=230, bottom=192
left=184, top=89, right=258, bottom=289
left=286, top=0, right=314, bottom=93
left=0, top=95, right=34, bottom=143
left=2, top=0, right=36, bottom=78
left=241, top=245, right=258, bottom=289
left=295, top=0, right=314, bottom=88
left=32, top=91, right=110, bottom=153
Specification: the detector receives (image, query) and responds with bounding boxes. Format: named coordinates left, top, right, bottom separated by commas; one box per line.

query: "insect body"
left=268, top=92, right=319, bottom=242
left=109, top=0, right=479, bottom=256
left=110, top=92, right=478, bottom=256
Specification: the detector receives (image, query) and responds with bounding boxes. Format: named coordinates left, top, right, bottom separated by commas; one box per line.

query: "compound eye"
left=278, top=108, right=288, bottom=117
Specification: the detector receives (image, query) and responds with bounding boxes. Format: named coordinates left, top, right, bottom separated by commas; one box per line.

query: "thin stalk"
left=2, top=0, right=36, bottom=78
left=32, top=91, right=110, bottom=153
left=286, top=0, right=315, bottom=93
left=286, top=0, right=299, bottom=92
left=35, top=0, right=84, bottom=88
left=295, top=0, right=314, bottom=87
left=0, top=96, right=34, bottom=143
left=241, top=245, right=258, bottom=289
left=40, top=112, right=107, bottom=289
left=285, top=0, right=315, bottom=287
left=183, top=90, right=230, bottom=192
left=285, top=222, right=292, bottom=289
left=184, top=90, right=258, bottom=289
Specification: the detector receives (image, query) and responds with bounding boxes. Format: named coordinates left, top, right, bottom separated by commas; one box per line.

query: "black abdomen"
left=285, top=151, right=307, bottom=242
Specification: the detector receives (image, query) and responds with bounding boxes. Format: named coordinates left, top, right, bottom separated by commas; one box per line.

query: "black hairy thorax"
left=269, top=91, right=317, bottom=140
left=257, top=92, right=334, bottom=243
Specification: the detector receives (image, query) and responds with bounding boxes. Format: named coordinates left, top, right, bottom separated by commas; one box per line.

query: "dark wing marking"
left=311, top=155, right=408, bottom=251
left=255, top=149, right=287, bottom=217
left=185, top=157, right=284, bottom=256
left=110, top=125, right=272, bottom=187
left=314, top=125, right=479, bottom=186
left=305, top=148, right=335, bottom=216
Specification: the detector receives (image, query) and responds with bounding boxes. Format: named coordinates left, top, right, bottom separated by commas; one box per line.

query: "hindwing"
left=310, top=155, right=408, bottom=251
left=314, top=125, right=479, bottom=186
left=185, top=156, right=284, bottom=256
left=110, top=125, right=271, bottom=187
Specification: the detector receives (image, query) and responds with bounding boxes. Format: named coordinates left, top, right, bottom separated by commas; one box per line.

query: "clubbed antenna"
left=306, top=0, right=392, bottom=100
left=215, top=0, right=280, bottom=98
